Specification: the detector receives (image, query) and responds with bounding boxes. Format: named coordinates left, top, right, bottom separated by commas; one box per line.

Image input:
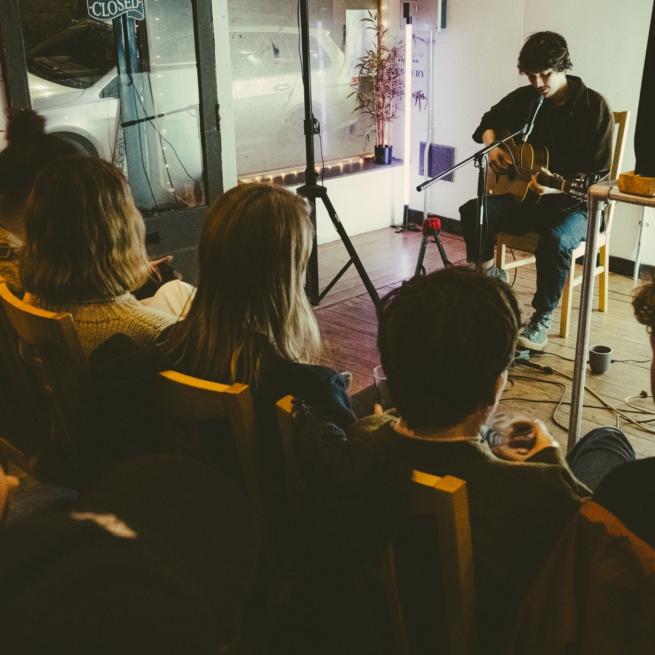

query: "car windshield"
left=27, top=19, right=116, bottom=89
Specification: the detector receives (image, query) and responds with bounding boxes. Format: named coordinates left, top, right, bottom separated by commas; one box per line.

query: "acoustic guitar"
left=485, top=135, right=598, bottom=203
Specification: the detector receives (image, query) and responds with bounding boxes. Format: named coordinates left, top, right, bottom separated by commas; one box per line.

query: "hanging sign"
left=87, top=0, right=144, bottom=21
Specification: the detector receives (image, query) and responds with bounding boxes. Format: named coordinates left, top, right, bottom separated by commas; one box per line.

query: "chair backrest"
left=0, top=282, right=85, bottom=452
left=153, top=369, right=261, bottom=511
left=275, top=394, right=305, bottom=513
left=604, top=111, right=630, bottom=235
left=610, top=111, right=630, bottom=181
left=391, top=470, right=475, bottom=655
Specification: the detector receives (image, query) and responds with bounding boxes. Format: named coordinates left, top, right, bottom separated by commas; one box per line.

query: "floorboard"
left=314, top=227, right=655, bottom=456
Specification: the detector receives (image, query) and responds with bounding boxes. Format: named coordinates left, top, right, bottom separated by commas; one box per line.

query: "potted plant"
left=352, top=12, right=405, bottom=164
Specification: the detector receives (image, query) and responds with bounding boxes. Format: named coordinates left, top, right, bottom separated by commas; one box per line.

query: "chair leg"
left=495, top=242, right=506, bottom=270
left=598, top=244, right=609, bottom=312
left=559, top=262, right=577, bottom=338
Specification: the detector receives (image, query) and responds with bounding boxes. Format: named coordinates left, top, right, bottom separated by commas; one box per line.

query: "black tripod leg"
left=433, top=233, right=452, bottom=268
left=318, top=189, right=380, bottom=309
left=305, top=196, right=320, bottom=305
left=415, top=234, right=429, bottom=276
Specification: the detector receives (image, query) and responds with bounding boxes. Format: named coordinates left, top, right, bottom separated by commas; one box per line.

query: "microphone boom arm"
left=416, top=126, right=525, bottom=192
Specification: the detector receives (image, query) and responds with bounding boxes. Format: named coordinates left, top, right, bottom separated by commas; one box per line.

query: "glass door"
left=1, top=0, right=222, bottom=281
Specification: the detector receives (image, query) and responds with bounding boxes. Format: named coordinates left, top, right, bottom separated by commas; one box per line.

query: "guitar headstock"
left=539, top=171, right=603, bottom=200
left=566, top=177, right=589, bottom=200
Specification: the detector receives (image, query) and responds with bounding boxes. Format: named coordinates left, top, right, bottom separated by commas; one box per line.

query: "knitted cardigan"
left=30, top=292, right=176, bottom=356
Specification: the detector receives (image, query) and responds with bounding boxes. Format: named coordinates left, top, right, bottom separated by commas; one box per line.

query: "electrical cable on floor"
left=508, top=364, right=655, bottom=435
left=507, top=373, right=569, bottom=431
left=540, top=351, right=650, bottom=365
left=501, top=397, right=655, bottom=414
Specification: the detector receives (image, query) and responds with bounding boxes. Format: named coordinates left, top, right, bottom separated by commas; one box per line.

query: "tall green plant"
left=352, top=12, right=405, bottom=148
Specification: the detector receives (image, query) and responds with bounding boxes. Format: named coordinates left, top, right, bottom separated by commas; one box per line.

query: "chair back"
left=609, top=111, right=630, bottom=181
left=0, top=282, right=84, bottom=453
left=153, top=370, right=261, bottom=511
left=388, top=470, right=475, bottom=655
left=275, top=394, right=305, bottom=514
left=603, top=111, right=630, bottom=235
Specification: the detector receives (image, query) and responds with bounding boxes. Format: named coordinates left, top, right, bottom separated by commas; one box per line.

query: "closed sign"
left=87, top=0, right=145, bottom=21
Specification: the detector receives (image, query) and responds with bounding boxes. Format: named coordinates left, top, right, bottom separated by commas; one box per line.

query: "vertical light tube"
left=402, top=13, right=413, bottom=221
left=423, top=30, right=435, bottom=225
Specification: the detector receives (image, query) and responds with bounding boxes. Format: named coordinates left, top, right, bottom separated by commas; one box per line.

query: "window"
left=227, top=2, right=376, bottom=177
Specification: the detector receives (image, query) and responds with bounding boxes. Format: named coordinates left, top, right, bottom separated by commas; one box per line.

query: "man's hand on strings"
left=488, top=146, right=514, bottom=174
left=529, top=167, right=560, bottom=195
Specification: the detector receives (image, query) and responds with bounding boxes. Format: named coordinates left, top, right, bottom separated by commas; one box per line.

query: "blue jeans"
left=567, top=427, right=636, bottom=492
left=459, top=195, right=588, bottom=315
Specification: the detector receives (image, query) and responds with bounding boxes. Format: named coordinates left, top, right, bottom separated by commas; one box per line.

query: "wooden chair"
left=0, top=282, right=85, bottom=454
left=495, top=111, right=630, bottom=337
left=275, top=394, right=305, bottom=514
left=152, top=369, right=262, bottom=512
left=275, top=395, right=475, bottom=655
left=0, top=288, right=46, bottom=452
left=387, top=470, right=475, bottom=655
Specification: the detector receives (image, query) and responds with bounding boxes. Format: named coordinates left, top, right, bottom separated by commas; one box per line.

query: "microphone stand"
left=416, top=126, right=526, bottom=268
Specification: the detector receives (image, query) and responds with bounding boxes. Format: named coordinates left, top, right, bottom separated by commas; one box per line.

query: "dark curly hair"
left=0, top=110, right=81, bottom=213
left=378, top=266, right=521, bottom=432
left=518, top=31, right=572, bottom=73
left=633, top=273, right=655, bottom=333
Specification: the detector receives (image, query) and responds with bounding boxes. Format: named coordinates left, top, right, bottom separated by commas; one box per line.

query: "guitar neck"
left=536, top=170, right=599, bottom=200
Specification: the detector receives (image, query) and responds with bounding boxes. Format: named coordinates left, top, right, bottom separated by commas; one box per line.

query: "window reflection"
left=21, top=0, right=206, bottom=213
left=228, top=3, right=375, bottom=176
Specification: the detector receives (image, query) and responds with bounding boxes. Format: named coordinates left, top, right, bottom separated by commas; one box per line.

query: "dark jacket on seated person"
left=79, top=333, right=354, bottom=504
left=0, top=454, right=261, bottom=655
left=293, top=411, right=590, bottom=654
left=507, top=499, right=655, bottom=655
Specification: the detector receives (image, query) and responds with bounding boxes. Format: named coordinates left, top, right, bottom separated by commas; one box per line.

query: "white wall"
left=407, top=0, right=654, bottom=264
left=290, top=163, right=404, bottom=244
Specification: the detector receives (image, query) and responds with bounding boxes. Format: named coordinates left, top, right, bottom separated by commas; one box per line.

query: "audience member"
left=163, top=182, right=353, bottom=426
left=507, top=275, right=655, bottom=654
left=0, top=110, right=81, bottom=294
left=20, top=156, right=177, bottom=355
left=0, top=454, right=261, bottom=654
left=587, top=273, right=655, bottom=543
left=293, top=267, right=633, bottom=653
left=0, top=109, right=190, bottom=309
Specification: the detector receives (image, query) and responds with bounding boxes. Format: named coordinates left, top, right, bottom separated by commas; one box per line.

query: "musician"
left=459, top=31, right=613, bottom=350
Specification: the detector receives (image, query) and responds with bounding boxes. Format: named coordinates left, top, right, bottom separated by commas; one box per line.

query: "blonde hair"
left=165, top=183, right=321, bottom=384
left=21, top=156, right=150, bottom=303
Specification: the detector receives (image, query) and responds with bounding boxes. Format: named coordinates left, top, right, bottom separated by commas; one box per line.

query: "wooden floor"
left=314, top=227, right=655, bottom=457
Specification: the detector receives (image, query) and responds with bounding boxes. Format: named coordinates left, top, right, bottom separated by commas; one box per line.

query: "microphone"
left=522, top=94, right=544, bottom=143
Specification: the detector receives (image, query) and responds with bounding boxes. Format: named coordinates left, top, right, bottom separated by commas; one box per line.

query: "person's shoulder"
left=570, top=75, right=611, bottom=111
left=266, top=352, right=347, bottom=391
left=116, top=294, right=177, bottom=333
left=483, top=453, right=588, bottom=502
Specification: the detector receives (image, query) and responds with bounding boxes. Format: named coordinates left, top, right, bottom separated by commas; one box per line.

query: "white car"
left=27, top=17, right=361, bottom=177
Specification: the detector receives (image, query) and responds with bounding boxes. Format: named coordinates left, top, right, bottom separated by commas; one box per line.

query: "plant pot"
left=374, top=145, right=393, bottom=165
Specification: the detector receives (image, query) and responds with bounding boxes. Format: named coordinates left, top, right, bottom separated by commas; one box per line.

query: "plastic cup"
left=372, top=365, right=393, bottom=409
left=484, top=413, right=537, bottom=453
left=589, top=345, right=612, bottom=374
